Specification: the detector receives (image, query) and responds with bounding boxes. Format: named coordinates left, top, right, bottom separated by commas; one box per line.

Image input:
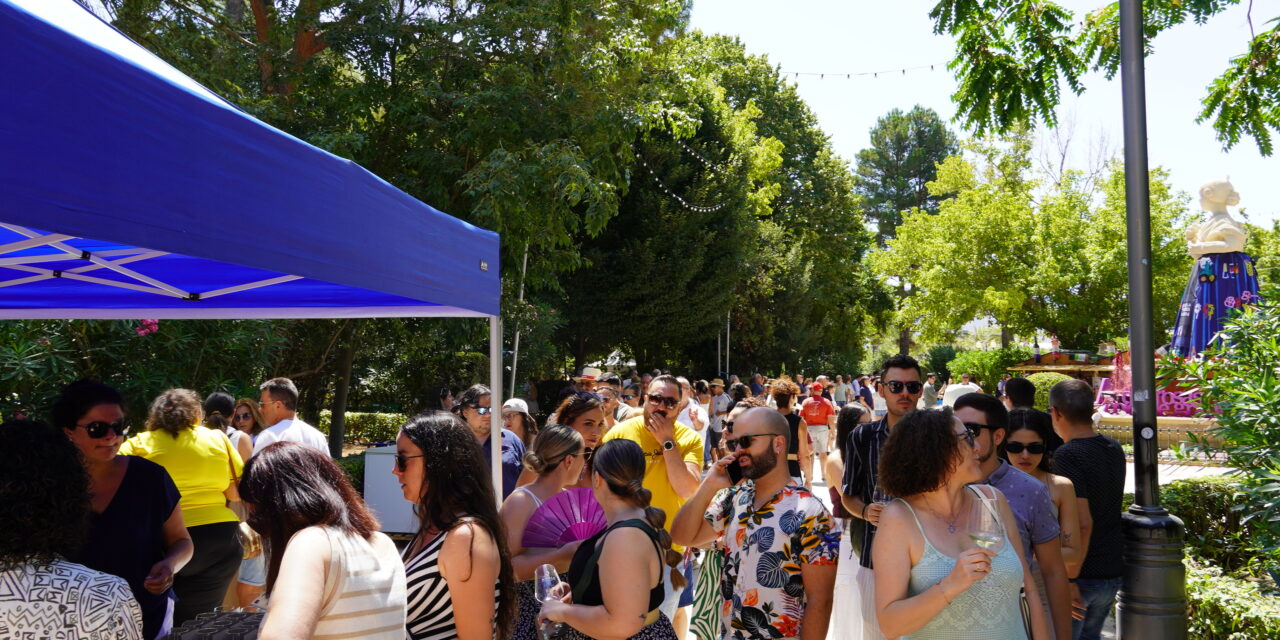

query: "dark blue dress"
left=70, top=456, right=182, bottom=640
left=1170, top=251, right=1263, bottom=356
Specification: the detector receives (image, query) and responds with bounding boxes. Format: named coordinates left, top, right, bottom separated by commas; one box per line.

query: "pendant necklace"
left=924, top=500, right=962, bottom=534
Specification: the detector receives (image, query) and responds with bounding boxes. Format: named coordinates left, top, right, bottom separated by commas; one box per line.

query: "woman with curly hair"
left=500, top=425, right=588, bottom=640
left=539, top=438, right=682, bottom=640
left=395, top=411, right=517, bottom=640
left=120, top=388, right=243, bottom=625
left=240, top=442, right=405, bottom=638
left=871, top=408, right=1050, bottom=639
left=770, top=377, right=810, bottom=486
left=0, top=418, right=143, bottom=638
left=51, top=381, right=193, bottom=640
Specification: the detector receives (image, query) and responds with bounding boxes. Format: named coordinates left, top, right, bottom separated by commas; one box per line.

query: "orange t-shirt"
left=799, top=396, right=836, bottom=426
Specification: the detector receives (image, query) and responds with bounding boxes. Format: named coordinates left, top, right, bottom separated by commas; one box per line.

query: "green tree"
left=871, top=133, right=1192, bottom=349
left=929, top=0, right=1280, bottom=155
left=854, top=106, right=961, bottom=245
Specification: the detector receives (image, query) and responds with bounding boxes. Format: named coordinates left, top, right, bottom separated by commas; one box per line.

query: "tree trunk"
left=328, top=321, right=358, bottom=458
left=898, top=327, right=911, bottom=355
left=1001, top=326, right=1012, bottom=350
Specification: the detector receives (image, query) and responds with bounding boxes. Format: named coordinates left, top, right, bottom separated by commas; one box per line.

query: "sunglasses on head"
left=884, top=381, right=924, bottom=394
left=79, top=418, right=130, bottom=439
left=395, top=453, right=425, bottom=471
left=724, top=433, right=773, bottom=451
left=1004, top=441, right=1046, bottom=455
left=646, top=393, right=679, bottom=409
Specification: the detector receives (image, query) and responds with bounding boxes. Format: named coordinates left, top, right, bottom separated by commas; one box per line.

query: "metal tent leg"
left=489, top=316, right=503, bottom=509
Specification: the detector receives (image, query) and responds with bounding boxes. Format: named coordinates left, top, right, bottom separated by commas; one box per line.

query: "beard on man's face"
left=741, top=444, right=778, bottom=480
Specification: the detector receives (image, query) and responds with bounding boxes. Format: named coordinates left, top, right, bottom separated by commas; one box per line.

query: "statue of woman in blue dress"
left=1170, top=178, right=1262, bottom=356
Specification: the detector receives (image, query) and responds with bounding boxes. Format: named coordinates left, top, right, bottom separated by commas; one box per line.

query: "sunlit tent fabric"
left=0, top=0, right=499, bottom=319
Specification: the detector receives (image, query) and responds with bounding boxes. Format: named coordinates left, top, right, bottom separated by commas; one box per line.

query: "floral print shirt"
left=704, top=482, right=841, bottom=640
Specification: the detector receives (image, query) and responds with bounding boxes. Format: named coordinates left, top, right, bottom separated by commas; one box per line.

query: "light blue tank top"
left=899, top=486, right=1029, bottom=640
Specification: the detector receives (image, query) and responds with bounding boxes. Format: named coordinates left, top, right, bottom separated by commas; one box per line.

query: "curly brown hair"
left=0, top=419, right=90, bottom=568
left=771, top=377, right=800, bottom=406
left=146, top=388, right=202, bottom=437
left=878, top=407, right=965, bottom=498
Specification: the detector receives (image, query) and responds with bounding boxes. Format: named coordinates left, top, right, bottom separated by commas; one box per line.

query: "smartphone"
left=726, top=458, right=743, bottom=484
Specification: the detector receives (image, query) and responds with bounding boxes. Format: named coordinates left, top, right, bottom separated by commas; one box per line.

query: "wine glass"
left=534, top=563, right=562, bottom=640
left=968, top=492, right=1006, bottom=561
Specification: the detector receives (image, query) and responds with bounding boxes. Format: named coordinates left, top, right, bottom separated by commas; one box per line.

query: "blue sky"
left=689, top=0, right=1279, bottom=228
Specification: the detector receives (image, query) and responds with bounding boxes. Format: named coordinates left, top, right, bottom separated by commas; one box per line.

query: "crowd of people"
left=0, top=357, right=1124, bottom=640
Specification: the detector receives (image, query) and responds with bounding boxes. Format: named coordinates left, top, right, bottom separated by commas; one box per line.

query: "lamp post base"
left=1118, top=506, right=1186, bottom=639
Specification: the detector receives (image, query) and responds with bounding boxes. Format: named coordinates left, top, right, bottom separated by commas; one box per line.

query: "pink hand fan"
left=522, top=487, right=607, bottom=548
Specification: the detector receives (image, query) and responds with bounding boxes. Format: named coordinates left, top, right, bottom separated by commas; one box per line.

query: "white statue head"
left=1199, top=178, right=1240, bottom=213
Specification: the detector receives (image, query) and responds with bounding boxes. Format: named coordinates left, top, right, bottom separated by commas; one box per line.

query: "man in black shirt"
left=1050, top=378, right=1126, bottom=640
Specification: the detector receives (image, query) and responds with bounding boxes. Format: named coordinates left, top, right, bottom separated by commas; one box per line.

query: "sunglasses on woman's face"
left=233, top=412, right=253, bottom=422
left=395, top=453, right=425, bottom=471
left=884, top=380, right=924, bottom=394
left=1004, top=441, right=1046, bottom=455
left=79, top=419, right=130, bottom=439
left=646, top=393, right=679, bottom=409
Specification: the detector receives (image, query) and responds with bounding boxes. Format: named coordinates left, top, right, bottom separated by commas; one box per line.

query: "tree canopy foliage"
left=929, top=0, right=1280, bottom=155
left=854, top=106, right=960, bottom=246
left=870, top=131, right=1193, bottom=349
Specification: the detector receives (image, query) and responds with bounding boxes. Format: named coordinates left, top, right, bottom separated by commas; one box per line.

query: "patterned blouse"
left=704, top=482, right=841, bottom=640
left=0, top=559, right=142, bottom=639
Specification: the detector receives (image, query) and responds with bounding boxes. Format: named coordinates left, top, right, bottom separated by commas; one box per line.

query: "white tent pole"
left=508, top=244, right=528, bottom=395
left=489, top=316, right=503, bottom=510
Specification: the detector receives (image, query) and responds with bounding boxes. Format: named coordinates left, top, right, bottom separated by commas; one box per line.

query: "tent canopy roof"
left=0, top=0, right=499, bottom=319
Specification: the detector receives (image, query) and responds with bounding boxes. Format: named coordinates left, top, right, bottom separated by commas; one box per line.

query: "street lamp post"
left=1118, top=0, right=1187, bottom=636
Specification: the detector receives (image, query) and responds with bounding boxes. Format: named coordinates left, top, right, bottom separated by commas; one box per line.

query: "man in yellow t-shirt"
left=601, top=374, right=703, bottom=624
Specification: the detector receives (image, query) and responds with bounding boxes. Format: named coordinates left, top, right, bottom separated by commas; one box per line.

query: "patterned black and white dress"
left=404, top=524, right=502, bottom=640
left=0, top=559, right=142, bottom=639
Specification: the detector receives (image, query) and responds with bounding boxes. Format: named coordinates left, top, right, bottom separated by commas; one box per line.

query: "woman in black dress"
left=52, top=380, right=193, bottom=640
left=539, top=439, right=681, bottom=640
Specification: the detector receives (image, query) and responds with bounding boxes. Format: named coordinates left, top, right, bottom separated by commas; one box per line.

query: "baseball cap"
left=502, top=398, right=529, bottom=414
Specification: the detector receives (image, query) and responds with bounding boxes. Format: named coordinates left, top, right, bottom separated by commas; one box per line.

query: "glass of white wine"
left=535, top=563, right=563, bottom=640
left=968, top=492, right=1005, bottom=564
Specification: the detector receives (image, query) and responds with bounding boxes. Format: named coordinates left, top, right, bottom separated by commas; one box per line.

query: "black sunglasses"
left=884, top=381, right=924, bottom=394
left=1004, top=441, right=1046, bottom=455
left=79, top=419, right=130, bottom=439
left=724, top=433, right=773, bottom=451
left=233, top=412, right=253, bottom=422
left=395, top=453, right=425, bottom=471
left=646, top=393, right=679, bottom=409
left=623, top=394, right=637, bottom=401
left=721, top=420, right=734, bottom=431
left=962, top=422, right=994, bottom=437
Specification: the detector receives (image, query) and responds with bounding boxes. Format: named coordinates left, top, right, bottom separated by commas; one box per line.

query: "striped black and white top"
left=404, top=523, right=500, bottom=640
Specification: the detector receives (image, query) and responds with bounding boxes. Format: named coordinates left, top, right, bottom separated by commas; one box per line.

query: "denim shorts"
left=238, top=553, right=266, bottom=587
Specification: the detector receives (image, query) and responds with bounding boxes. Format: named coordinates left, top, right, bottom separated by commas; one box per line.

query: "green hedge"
left=316, top=410, right=408, bottom=444
left=1124, top=476, right=1266, bottom=574
left=335, top=453, right=366, bottom=496
left=1186, top=558, right=1280, bottom=640
left=947, top=347, right=1031, bottom=391
left=1025, top=372, right=1071, bottom=410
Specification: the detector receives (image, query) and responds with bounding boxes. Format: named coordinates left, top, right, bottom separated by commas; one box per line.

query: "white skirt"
left=828, top=525, right=885, bottom=640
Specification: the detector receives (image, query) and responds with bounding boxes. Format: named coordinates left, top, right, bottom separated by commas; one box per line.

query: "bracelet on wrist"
left=861, top=503, right=869, bottom=519
left=934, top=579, right=951, bottom=604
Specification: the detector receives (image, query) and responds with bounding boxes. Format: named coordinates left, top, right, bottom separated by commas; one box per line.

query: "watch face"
left=663, top=440, right=675, bottom=451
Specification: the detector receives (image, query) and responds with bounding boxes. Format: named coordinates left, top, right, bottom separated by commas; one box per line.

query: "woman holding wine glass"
left=500, top=425, right=588, bottom=640
left=871, top=408, right=1050, bottom=639
left=538, top=439, right=681, bottom=640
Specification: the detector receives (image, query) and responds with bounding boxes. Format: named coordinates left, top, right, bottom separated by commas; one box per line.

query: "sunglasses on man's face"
left=724, top=433, right=773, bottom=451
left=962, top=422, right=992, bottom=438
left=623, top=394, right=636, bottom=401
left=1004, top=441, right=1046, bottom=455
left=884, top=381, right=924, bottom=394
left=79, top=419, right=130, bottom=439
left=475, top=406, right=492, bottom=416
left=646, top=393, right=679, bottom=409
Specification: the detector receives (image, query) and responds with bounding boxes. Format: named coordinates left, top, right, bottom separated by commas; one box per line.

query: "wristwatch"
left=662, top=440, right=675, bottom=451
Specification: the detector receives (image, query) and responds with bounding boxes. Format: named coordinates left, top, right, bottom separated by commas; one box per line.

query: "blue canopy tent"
left=0, top=0, right=506, bottom=501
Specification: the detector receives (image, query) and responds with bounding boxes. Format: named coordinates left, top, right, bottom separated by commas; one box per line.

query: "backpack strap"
left=571, top=519, right=660, bottom=605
